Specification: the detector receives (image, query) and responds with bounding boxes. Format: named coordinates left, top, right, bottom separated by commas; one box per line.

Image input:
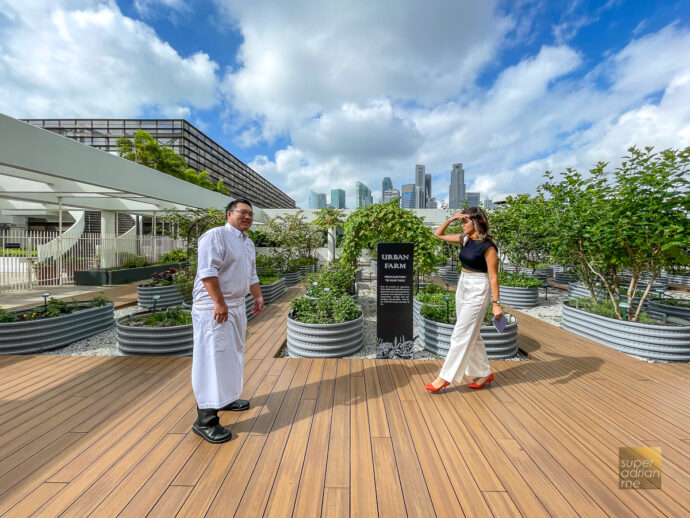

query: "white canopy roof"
left=0, top=113, right=266, bottom=221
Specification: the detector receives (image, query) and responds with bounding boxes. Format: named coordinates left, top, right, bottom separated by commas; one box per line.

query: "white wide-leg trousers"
left=439, top=272, right=492, bottom=383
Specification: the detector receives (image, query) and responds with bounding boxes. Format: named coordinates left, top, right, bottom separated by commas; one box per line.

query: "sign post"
left=377, top=242, right=414, bottom=344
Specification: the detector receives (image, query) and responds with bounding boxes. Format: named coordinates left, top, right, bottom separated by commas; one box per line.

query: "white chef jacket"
left=191, top=223, right=260, bottom=409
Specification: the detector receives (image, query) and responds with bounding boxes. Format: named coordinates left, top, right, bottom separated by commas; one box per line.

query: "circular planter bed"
left=286, top=312, right=364, bottom=358
left=444, top=269, right=459, bottom=284
left=647, top=301, right=690, bottom=323
left=298, top=263, right=318, bottom=276
left=116, top=311, right=192, bottom=356
left=555, top=272, right=579, bottom=284
left=561, top=302, right=690, bottom=361
left=568, top=283, right=606, bottom=300
left=499, top=285, right=539, bottom=308
left=0, top=303, right=114, bottom=354
left=503, top=265, right=552, bottom=282
left=418, top=313, right=518, bottom=359
left=260, top=278, right=286, bottom=304
left=282, top=270, right=300, bottom=287
left=137, top=284, right=183, bottom=309
left=666, top=273, right=690, bottom=286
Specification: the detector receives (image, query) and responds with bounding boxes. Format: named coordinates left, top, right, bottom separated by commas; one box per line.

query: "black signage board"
left=377, top=242, right=414, bottom=344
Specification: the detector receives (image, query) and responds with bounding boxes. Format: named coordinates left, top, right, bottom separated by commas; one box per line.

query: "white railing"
left=0, top=230, right=186, bottom=293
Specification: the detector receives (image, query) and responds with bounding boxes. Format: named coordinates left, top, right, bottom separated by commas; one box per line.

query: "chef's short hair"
left=226, top=199, right=253, bottom=213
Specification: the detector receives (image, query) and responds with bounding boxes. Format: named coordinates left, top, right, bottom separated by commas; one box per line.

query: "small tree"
left=340, top=199, right=438, bottom=275
left=262, top=210, right=317, bottom=263
left=540, top=146, right=690, bottom=321
left=489, top=194, right=551, bottom=274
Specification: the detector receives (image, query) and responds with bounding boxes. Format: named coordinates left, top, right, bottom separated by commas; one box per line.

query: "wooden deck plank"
left=292, top=359, right=337, bottom=518
left=1, top=286, right=688, bottom=518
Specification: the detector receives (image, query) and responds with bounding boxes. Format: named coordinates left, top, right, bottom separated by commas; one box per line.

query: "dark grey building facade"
left=21, top=118, right=295, bottom=209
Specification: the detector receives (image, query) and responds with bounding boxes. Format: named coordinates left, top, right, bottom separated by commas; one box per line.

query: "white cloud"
left=0, top=0, right=219, bottom=118
left=250, top=24, right=690, bottom=207
left=217, top=0, right=512, bottom=139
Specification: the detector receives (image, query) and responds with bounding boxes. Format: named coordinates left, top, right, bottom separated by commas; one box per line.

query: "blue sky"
left=1, top=0, right=689, bottom=208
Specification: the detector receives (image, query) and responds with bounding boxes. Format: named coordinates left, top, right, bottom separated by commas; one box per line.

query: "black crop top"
left=459, top=238, right=497, bottom=273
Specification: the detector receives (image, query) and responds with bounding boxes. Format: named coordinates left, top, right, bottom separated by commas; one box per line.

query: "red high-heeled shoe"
left=468, top=373, right=494, bottom=389
left=424, top=381, right=450, bottom=393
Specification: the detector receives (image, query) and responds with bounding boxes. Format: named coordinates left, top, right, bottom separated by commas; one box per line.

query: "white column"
left=57, top=197, right=63, bottom=284
left=100, top=210, right=117, bottom=268
left=152, top=212, right=157, bottom=262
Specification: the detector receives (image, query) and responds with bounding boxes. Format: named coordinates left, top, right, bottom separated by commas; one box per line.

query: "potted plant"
left=498, top=271, right=543, bottom=308
left=286, top=292, right=363, bottom=358
left=0, top=295, right=113, bottom=354
left=416, top=288, right=518, bottom=359
left=117, top=306, right=192, bottom=356
left=137, top=267, right=183, bottom=309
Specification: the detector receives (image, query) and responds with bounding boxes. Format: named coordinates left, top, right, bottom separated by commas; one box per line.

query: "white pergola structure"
left=0, top=113, right=266, bottom=267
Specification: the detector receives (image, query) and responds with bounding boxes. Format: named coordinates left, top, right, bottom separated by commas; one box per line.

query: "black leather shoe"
left=192, top=423, right=232, bottom=443
left=221, top=399, right=250, bottom=412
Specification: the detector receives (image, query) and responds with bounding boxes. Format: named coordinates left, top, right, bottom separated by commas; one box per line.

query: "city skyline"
left=2, top=2, right=688, bottom=209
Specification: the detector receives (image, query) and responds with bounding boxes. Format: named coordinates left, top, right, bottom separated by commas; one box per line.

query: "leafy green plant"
left=302, top=261, right=356, bottom=297
left=568, top=298, right=653, bottom=324
left=290, top=292, right=361, bottom=324
left=0, top=248, right=37, bottom=257
left=45, top=298, right=69, bottom=318
left=655, top=298, right=690, bottom=308
left=258, top=274, right=281, bottom=285
left=421, top=283, right=449, bottom=295
left=160, top=248, right=187, bottom=263
left=0, top=307, right=18, bottom=323
left=90, top=294, right=110, bottom=307
left=133, top=307, right=192, bottom=327
left=498, top=271, right=544, bottom=288
left=340, top=199, right=438, bottom=276
left=114, top=253, right=150, bottom=269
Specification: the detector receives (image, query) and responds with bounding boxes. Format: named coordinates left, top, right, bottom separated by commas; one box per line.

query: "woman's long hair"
left=461, top=206, right=494, bottom=243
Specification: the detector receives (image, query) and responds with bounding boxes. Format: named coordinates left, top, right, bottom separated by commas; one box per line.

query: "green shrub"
left=655, top=298, right=690, bottom=308
left=569, top=297, right=653, bottom=324
left=0, top=307, right=18, bottom=323
left=302, top=261, right=356, bottom=297
left=134, top=307, right=192, bottom=327
left=90, top=294, right=110, bottom=307
left=498, top=271, right=544, bottom=287
left=45, top=298, right=69, bottom=318
left=0, top=248, right=37, bottom=257
left=174, top=260, right=196, bottom=302
left=421, top=283, right=448, bottom=295
left=258, top=274, right=281, bottom=285
left=116, top=253, right=150, bottom=269
left=290, top=292, right=361, bottom=324
left=160, top=248, right=187, bottom=263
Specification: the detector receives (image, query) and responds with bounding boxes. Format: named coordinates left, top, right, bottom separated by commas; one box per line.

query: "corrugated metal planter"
left=286, top=311, right=364, bottom=358
left=418, top=314, right=518, bottom=359
left=555, top=272, right=579, bottom=284
left=444, top=269, right=459, bottom=284
left=282, top=270, right=300, bottom=287
left=619, top=275, right=668, bottom=294
left=0, top=303, right=114, bottom=355
left=503, top=265, right=551, bottom=282
left=298, top=264, right=318, bottom=276
left=261, top=278, right=286, bottom=304
left=667, top=273, right=690, bottom=286
left=499, top=285, right=539, bottom=308
left=116, top=312, right=192, bottom=356
left=568, top=283, right=606, bottom=300
left=137, top=284, right=183, bottom=309
left=561, top=302, right=690, bottom=361
left=647, top=301, right=690, bottom=323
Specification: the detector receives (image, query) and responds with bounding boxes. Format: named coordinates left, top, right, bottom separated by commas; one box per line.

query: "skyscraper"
left=449, top=163, right=466, bottom=209
left=401, top=184, right=416, bottom=209
left=309, top=190, right=327, bottom=209
left=381, top=177, right=393, bottom=201
left=467, top=192, right=481, bottom=208
left=426, top=197, right=438, bottom=209
left=415, top=164, right=426, bottom=209
left=356, top=181, right=373, bottom=208
left=331, top=188, right=346, bottom=209
left=425, top=173, right=432, bottom=201
left=383, top=189, right=401, bottom=203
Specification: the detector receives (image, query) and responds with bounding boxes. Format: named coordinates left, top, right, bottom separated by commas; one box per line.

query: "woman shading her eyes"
left=425, top=206, right=501, bottom=392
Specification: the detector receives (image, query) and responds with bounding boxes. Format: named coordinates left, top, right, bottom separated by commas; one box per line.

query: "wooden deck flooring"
left=0, top=288, right=689, bottom=517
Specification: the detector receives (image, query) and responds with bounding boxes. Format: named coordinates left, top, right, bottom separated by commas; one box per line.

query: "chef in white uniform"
left=191, top=199, right=264, bottom=443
